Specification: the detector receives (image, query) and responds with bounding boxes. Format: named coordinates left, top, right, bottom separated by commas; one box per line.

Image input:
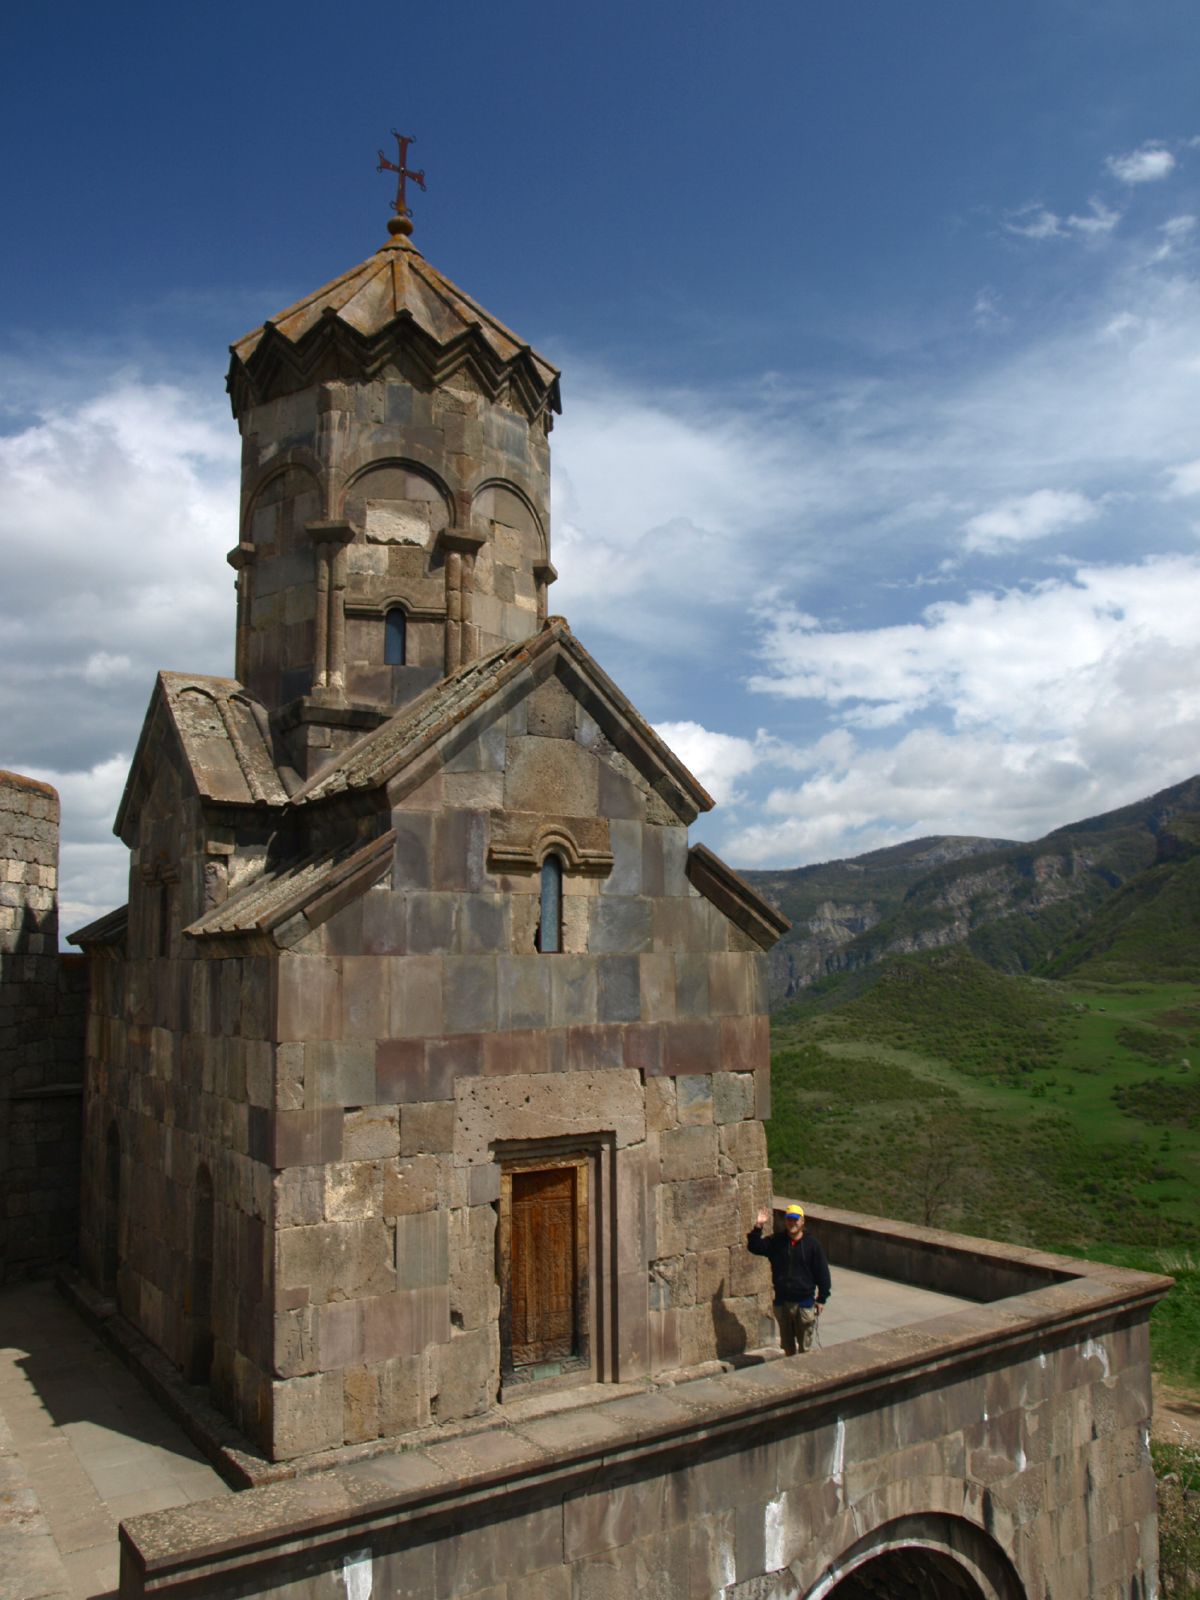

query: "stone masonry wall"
left=265, top=675, right=776, bottom=1461
left=116, top=1254, right=1165, bottom=1600
left=80, top=749, right=278, bottom=1444
left=0, top=770, right=87, bottom=1283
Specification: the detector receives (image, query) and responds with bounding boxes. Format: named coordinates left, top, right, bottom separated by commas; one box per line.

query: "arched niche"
left=343, top=461, right=452, bottom=547
left=471, top=480, right=549, bottom=644
left=242, top=463, right=322, bottom=558
left=805, top=1514, right=1027, bottom=1600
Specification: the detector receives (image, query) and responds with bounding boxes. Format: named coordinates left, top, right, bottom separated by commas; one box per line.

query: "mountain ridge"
left=742, top=773, right=1200, bottom=1003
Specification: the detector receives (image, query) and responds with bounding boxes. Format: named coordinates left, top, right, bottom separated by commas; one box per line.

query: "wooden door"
left=510, top=1167, right=577, bottom=1365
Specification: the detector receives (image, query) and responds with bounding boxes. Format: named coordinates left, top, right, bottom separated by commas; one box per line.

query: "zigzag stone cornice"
left=226, top=239, right=561, bottom=426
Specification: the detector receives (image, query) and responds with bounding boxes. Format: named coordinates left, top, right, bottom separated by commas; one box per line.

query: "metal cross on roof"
left=377, top=131, right=426, bottom=229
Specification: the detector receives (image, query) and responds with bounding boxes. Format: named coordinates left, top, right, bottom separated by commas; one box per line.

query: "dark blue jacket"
left=747, top=1226, right=831, bottom=1307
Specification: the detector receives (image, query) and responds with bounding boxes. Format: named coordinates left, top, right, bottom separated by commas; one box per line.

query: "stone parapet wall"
left=0, top=770, right=86, bottom=1282
left=116, top=1226, right=1171, bottom=1600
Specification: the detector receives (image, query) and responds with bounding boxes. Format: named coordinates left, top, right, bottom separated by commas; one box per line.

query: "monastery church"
left=72, top=194, right=790, bottom=1461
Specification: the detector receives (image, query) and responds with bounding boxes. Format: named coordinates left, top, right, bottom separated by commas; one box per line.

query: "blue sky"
left=3, top=0, right=1200, bottom=931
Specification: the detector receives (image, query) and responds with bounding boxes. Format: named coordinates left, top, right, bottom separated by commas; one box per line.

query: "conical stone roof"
left=227, top=234, right=561, bottom=423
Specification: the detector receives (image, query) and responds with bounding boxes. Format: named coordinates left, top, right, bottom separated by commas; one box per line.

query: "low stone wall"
left=0, top=771, right=87, bottom=1283
left=116, top=1218, right=1170, bottom=1600
left=794, top=1199, right=1076, bottom=1302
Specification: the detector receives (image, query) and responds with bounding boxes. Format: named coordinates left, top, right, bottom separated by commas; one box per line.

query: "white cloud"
left=1004, top=200, right=1120, bottom=242
left=1164, top=458, right=1200, bottom=498
left=0, top=374, right=237, bottom=772
left=1107, top=145, right=1176, bottom=185
left=652, top=720, right=769, bottom=807
left=962, top=489, right=1099, bottom=553
left=728, top=556, right=1200, bottom=864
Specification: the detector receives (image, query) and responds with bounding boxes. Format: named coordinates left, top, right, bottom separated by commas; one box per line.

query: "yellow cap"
left=784, top=1204, right=805, bottom=1219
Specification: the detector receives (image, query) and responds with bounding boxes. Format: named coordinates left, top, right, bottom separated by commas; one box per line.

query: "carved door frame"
left=497, top=1145, right=594, bottom=1385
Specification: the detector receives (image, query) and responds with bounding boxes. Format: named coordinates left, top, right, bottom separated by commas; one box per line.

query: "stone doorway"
left=498, top=1152, right=591, bottom=1383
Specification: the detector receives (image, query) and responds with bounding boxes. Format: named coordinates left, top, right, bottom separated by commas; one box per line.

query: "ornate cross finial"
left=377, top=131, right=426, bottom=239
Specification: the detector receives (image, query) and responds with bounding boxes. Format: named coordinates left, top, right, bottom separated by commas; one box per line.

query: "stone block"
left=396, top=1208, right=449, bottom=1290
left=469, top=1161, right=501, bottom=1205
left=433, top=1324, right=498, bottom=1422
left=505, top=736, right=598, bottom=815
left=566, top=1022, right=624, bottom=1071
left=392, top=819, right=435, bottom=896
left=645, top=1076, right=677, bottom=1133
left=623, top=1021, right=662, bottom=1076
left=361, top=886, right=407, bottom=955
left=401, top=1099, right=456, bottom=1155
left=312, top=1039, right=376, bottom=1107
left=712, top=1071, right=755, bottom=1124
left=276, top=1218, right=396, bottom=1304
left=343, top=1105, right=400, bottom=1160
left=719, top=1119, right=767, bottom=1174
left=661, top=1125, right=719, bottom=1181
left=589, top=897, right=652, bottom=954
left=661, top=1018, right=720, bottom=1077
left=549, top=956, right=598, bottom=1027
left=676, top=1074, right=713, bottom=1126
left=380, top=1351, right=431, bottom=1435
left=497, top=955, right=551, bottom=1029
left=406, top=892, right=458, bottom=954
left=433, top=810, right=487, bottom=892
left=443, top=956, right=499, bottom=1033
left=324, top=1160, right=384, bottom=1221
left=340, top=956, right=391, bottom=1040
left=604, top=819, right=644, bottom=896
left=274, top=1304, right=319, bottom=1378
left=270, top=1107, right=342, bottom=1168
left=638, top=953, right=676, bottom=1022
left=455, top=1069, right=645, bottom=1164
left=707, top=954, right=750, bottom=1015
left=343, top=1364, right=382, bottom=1443
left=389, top=955, right=444, bottom=1037
left=525, top=675, right=578, bottom=738
left=598, top=956, right=641, bottom=1022
left=449, top=1203, right=499, bottom=1330
left=276, top=955, right=341, bottom=1042
left=375, top=1037, right=427, bottom=1103
left=271, top=1370, right=343, bottom=1459
left=460, top=894, right=509, bottom=953
left=382, top=1153, right=443, bottom=1216
left=673, top=954, right=710, bottom=1017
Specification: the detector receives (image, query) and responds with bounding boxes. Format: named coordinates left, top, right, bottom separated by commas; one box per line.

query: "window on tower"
left=384, top=607, right=407, bottom=665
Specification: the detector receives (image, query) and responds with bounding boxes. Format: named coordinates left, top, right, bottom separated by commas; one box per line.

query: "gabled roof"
left=685, top=845, right=791, bottom=952
left=227, top=237, right=561, bottom=424
left=68, top=903, right=128, bottom=950
left=186, top=830, right=395, bottom=949
left=115, top=673, right=290, bottom=843
left=292, top=619, right=715, bottom=825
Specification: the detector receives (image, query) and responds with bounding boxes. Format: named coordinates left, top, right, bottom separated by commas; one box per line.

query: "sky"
left=3, top=0, right=1200, bottom=935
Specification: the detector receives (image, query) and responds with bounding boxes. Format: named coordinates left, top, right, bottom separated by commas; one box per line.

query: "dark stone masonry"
left=0, top=770, right=87, bottom=1284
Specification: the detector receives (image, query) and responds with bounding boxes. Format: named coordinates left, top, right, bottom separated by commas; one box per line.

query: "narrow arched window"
left=537, top=853, right=563, bottom=953
left=384, top=608, right=407, bottom=665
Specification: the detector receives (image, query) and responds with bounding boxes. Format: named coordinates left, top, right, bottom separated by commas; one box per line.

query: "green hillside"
left=768, top=950, right=1200, bottom=1381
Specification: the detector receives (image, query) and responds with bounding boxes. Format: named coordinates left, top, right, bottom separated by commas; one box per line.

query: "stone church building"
left=73, top=209, right=788, bottom=1462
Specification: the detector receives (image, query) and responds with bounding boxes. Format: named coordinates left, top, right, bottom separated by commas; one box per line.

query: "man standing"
left=747, top=1203, right=831, bottom=1355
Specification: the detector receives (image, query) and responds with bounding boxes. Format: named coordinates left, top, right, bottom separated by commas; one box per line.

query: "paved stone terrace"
left=0, top=1269, right=970, bottom=1599
left=0, top=1281, right=229, bottom=1600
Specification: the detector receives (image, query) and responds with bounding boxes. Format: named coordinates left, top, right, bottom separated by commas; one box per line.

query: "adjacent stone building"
left=73, top=212, right=788, bottom=1461
left=0, top=770, right=87, bottom=1283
